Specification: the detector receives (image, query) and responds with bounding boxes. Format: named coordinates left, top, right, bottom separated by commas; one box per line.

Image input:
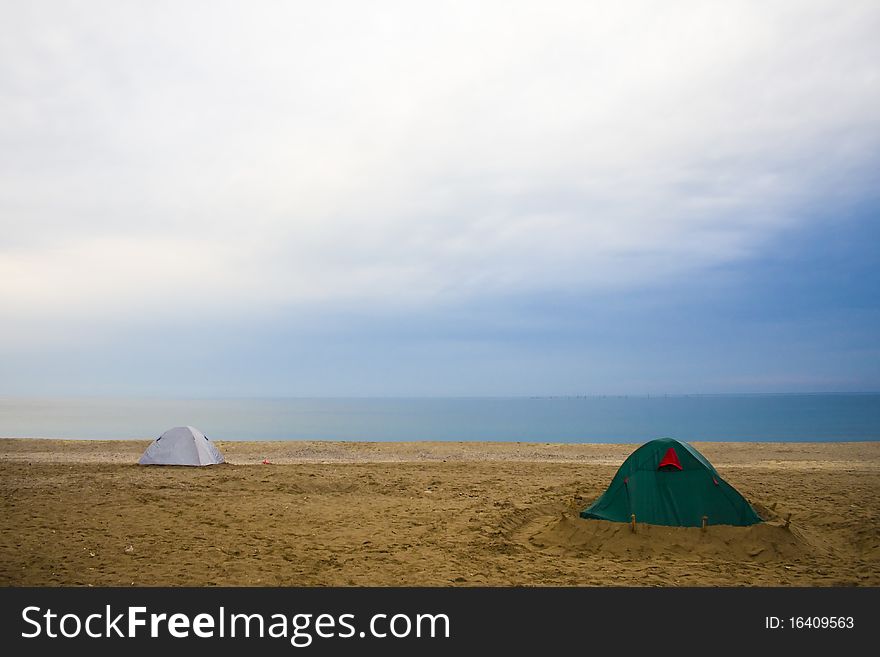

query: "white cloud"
left=1, top=1, right=878, bottom=335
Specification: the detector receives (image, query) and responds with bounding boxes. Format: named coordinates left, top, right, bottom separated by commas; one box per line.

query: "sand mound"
left=504, top=502, right=818, bottom=563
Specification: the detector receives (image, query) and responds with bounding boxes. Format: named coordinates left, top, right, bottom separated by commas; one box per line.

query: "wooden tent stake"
left=630, top=514, right=636, bottom=532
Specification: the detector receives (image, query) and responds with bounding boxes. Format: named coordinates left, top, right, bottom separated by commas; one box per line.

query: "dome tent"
left=138, top=426, right=224, bottom=466
left=580, top=437, right=760, bottom=527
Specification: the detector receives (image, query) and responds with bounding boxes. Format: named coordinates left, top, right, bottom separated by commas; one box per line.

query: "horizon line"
left=1, top=391, right=879, bottom=402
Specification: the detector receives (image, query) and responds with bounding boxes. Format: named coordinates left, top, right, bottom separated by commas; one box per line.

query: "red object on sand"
left=657, top=447, right=682, bottom=470
left=262, top=459, right=271, bottom=465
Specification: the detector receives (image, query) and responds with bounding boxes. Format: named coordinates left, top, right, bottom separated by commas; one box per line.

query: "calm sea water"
left=0, top=395, right=878, bottom=442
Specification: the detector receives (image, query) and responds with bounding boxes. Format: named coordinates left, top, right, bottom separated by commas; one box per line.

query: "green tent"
left=580, top=438, right=761, bottom=527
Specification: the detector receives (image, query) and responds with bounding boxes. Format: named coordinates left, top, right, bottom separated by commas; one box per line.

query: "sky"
left=1, top=1, right=878, bottom=396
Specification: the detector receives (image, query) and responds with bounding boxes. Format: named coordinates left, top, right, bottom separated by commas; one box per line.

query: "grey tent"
left=138, top=426, right=224, bottom=466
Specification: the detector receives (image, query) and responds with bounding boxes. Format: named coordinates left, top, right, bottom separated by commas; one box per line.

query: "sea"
left=0, top=394, right=878, bottom=442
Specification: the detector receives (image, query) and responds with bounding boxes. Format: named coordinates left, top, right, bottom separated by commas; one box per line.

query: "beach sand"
left=1, top=439, right=878, bottom=586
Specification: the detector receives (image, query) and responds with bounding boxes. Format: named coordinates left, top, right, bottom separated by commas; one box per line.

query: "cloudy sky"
left=1, top=1, right=878, bottom=396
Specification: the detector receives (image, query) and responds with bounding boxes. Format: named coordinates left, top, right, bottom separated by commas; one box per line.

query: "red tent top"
left=658, top=447, right=683, bottom=470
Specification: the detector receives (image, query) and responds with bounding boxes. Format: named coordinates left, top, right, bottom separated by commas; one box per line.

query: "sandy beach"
left=1, top=439, right=878, bottom=586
